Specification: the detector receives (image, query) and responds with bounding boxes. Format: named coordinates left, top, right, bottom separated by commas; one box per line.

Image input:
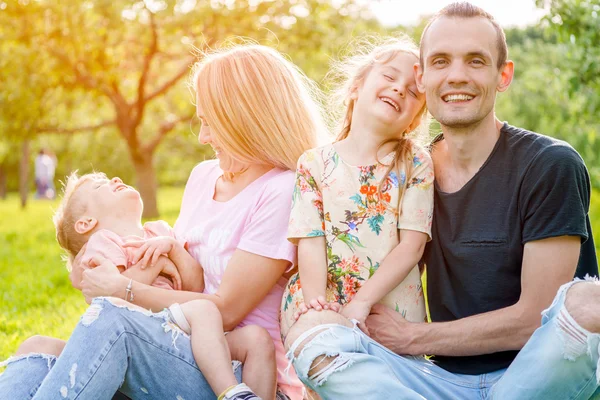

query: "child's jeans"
left=287, top=278, right=600, bottom=399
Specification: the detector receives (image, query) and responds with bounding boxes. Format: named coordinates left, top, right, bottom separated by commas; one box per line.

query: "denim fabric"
left=0, top=297, right=242, bottom=400
left=288, top=279, right=600, bottom=400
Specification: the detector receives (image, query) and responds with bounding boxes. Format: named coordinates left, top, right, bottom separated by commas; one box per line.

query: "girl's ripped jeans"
left=287, top=278, right=600, bottom=399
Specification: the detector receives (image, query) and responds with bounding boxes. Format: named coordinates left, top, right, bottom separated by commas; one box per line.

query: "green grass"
left=1, top=188, right=599, bottom=363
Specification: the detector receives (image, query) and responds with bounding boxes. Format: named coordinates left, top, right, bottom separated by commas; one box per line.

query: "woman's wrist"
left=114, top=274, right=131, bottom=299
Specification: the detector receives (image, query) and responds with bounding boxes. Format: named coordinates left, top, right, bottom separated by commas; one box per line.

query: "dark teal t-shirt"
left=423, top=123, right=598, bottom=375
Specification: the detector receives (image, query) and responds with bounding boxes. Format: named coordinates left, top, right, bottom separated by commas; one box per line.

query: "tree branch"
left=37, top=119, right=116, bottom=134
left=134, top=11, right=159, bottom=128
left=144, top=113, right=194, bottom=153
left=143, top=59, right=194, bottom=104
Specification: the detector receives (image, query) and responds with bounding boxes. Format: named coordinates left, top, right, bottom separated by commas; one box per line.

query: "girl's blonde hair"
left=191, top=42, right=329, bottom=176
left=328, top=34, right=430, bottom=195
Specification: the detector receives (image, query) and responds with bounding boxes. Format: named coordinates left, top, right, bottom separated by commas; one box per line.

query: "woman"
left=0, top=43, right=327, bottom=400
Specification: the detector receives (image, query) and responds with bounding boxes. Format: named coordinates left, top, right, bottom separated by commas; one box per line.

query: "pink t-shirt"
left=71, top=221, right=178, bottom=291
left=174, top=160, right=302, bottom=399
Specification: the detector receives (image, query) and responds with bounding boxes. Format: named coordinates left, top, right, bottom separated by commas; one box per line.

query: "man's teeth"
left=443, top=94, right=474, bottom=102
left=381, top=97, right=399, bottom=111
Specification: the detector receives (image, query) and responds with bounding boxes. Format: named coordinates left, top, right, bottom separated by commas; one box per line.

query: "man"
left=285, top=2, right=599, bottom=399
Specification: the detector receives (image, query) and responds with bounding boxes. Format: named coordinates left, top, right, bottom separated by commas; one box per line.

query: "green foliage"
left=496, top=24, right=600, bottom=188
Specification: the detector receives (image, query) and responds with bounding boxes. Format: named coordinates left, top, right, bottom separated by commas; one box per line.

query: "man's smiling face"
left=417, top=16, right=506, bottom=129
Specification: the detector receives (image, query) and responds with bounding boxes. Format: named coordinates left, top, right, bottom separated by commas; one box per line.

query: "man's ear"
left=74, top=217, right=98, bottom=234
left=414, top=62, right=425, bottom=94
left=497, top=60, right=514, bottom=93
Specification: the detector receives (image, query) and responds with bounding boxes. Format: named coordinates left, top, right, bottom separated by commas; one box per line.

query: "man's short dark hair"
left=419, top=2, right=508, bottom=70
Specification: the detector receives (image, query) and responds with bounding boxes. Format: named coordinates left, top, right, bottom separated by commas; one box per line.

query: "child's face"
left=354, top=52, right=426, bottom=135
left=76, top=176, right=143, bottom=223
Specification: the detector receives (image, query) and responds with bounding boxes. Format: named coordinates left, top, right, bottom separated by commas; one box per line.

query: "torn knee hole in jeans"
left=556, top=308, right=600, bottom=384
left=308, top=353, right=352, bottom=386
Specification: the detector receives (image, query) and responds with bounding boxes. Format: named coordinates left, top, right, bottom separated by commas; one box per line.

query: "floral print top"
left=280, top=142, right=434, bottom=338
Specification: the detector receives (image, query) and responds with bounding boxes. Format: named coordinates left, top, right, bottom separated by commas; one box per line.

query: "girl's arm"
left=82, top=249, right=289, bottom=330
left=351, top=229, right=427, bottom=307
left=341, top=229, right=427, bottom=330
left=297, top=236, right=329, bottom=309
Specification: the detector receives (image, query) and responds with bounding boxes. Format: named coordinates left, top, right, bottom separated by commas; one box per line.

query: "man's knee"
left=565, top=280, right=600, bottom=333
left=15, top=335, right=66, bottom=357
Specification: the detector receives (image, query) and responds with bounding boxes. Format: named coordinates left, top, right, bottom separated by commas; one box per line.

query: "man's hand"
left=124, top=236, right=176, bottom=268
left=365, top=304, right=416, bottom=355
left=81, top=256, right=127, bottom=304
left=341, top=299, right=372, bottom=335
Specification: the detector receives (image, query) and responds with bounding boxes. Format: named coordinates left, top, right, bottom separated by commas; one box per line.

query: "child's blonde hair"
left=328, top=34, right=430, bottom=195
left=53, top=171, right=107, bottom=269
left=191, top=41, right=329, bottom=176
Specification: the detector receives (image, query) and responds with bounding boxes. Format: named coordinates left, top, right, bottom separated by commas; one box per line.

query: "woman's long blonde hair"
left=192, top=41, right=329, bottom=173
left=328, top=34, right=430, bottom=194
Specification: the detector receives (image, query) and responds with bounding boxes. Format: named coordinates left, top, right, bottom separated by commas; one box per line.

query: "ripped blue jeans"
left=288, top=279, right=600, bottom=399
left=0, top=297, right=242, bottom=400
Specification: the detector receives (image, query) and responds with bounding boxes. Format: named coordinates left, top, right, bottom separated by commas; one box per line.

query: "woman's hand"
left=81, top=256, right=128, bottom=304
left=124, top=237, right=176, bottom=268
left=341, top=299, right=372, bottom=335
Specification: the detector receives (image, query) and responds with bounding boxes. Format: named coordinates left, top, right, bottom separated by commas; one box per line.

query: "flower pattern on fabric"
left=281, top=143, right=434, bottom=338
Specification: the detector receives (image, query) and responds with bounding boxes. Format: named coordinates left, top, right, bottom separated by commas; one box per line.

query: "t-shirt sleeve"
left=71, top=230, right=128, bottom=290
left=237, top=173, right=297, bottom=267
left=287, top=150, right=325, bottom=244
left=397, top=145, right=435, bottom=240
left=520, top=144, right=591, bottom=244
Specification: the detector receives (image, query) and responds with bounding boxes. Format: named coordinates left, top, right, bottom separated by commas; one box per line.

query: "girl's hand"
left=293, top=296, right=341, bottom=321
left=81, top=256, right=127, bottom=304
left=124, top=237, right=176, bottom=269
left=341, top=300, right=372, bottom=336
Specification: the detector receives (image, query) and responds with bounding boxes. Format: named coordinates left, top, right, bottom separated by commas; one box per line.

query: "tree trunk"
left=19, top=139, right=30, bottom=208
left=0, top=164, right=6, bottom=199
left=132, top=155, right=159, bottom=219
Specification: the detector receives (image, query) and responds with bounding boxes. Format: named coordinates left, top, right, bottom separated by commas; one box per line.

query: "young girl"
left=280, top=35, right=433, bottom=339
left=54, top=172, right=277, bottom=400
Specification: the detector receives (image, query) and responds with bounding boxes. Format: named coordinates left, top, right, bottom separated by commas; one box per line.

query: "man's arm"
left=366, top=235, right=581, bottom=356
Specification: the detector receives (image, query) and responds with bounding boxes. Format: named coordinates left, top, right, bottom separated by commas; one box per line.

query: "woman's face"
left=196, top=98, right=248, bottom=174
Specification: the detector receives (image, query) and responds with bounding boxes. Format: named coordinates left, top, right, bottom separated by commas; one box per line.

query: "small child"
left=54, top=171, right=277, bottom=400
left=281, top=35, right=434, bottom=337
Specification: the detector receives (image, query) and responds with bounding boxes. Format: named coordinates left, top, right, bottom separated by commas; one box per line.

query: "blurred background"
left=1, top=0, right=598, bottom=360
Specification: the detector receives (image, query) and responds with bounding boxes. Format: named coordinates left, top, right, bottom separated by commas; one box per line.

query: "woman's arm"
left=82, top=249, right=289, bottom=330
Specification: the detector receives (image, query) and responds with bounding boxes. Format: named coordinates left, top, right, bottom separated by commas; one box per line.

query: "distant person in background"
left=34, top=148, right=56, bottom=199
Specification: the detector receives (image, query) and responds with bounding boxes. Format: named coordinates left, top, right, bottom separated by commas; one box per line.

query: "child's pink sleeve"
left=143, top=220, right=188, bottom=249
left=70, top=231, right=128, bottom=290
